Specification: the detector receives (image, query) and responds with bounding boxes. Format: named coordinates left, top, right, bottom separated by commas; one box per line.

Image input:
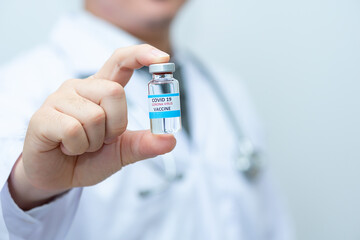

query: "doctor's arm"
left=2, top=44, right=176, bottom=239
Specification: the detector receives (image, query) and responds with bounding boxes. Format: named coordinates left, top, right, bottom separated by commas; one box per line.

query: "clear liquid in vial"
left=148, top=75, right=181, bottom=134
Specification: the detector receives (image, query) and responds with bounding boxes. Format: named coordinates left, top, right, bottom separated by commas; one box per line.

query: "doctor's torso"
left=0, top=11, right=291, bottom=240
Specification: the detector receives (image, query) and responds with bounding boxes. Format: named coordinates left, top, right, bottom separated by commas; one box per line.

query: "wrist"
left=8, top=155, right=67, bottom=210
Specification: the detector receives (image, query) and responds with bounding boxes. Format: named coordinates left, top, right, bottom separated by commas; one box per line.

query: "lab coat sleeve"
left=1, top=182, right=82, bottom=240
left=0, top=134, right=83, bottom=240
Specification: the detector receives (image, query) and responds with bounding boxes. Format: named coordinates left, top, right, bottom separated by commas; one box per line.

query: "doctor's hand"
left=8, top=44, right=176, bottom=210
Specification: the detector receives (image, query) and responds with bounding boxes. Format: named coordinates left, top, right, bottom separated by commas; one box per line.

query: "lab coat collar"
left=50, top=10, right=141, bottom=76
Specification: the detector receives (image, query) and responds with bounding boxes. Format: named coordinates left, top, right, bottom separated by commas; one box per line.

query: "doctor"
left=0, top=0, right=292, bottom=239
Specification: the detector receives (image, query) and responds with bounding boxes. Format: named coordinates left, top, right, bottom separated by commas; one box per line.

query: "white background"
left=1, top=0, right=359, bottom=239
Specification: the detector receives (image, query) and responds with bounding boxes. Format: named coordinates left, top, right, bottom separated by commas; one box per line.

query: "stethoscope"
left=132, top=52, right=265, bottom=198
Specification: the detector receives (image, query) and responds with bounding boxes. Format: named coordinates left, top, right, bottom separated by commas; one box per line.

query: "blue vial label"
left=148, top=93, right=181, bottom=119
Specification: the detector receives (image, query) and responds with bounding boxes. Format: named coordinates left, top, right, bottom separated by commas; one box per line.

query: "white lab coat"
left=0, top=11, right=293, bottom=240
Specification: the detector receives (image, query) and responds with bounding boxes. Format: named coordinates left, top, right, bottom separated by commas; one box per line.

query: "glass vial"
left=148, top=63, right=182, bottom=134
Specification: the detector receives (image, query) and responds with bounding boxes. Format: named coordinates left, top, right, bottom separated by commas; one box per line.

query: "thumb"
left=71, top=130, right=176, bottom=187
left=119, top=130, right=177, bottom=166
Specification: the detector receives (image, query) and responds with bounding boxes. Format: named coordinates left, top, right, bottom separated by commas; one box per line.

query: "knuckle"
left=27, top=111, right=42, bottom=135
left=94, top=138, right=104, bottom=152
left=88, top=108, right=106, bottom=125
left=64, top=120, right=83, bottom=138
left=114, top=47, right=124, bottom=56
left=78, top=142, right=89, bottom=154
left=118, top=124, right=127, bottom=135
left=114, top=61, right=132, bottom=73
left=29, top=109, right=43, bottom=124
left=47, top=79, right=79, bottom=104
left=107, top=82, right=125, bottom=98
left=29, top=108, right=51, bottom=132
left=44, top=92, right=61, bottom=105
left=61, top=78, right=77, bottom=88
left=89, top=139, right=104, bottom=153
left=86, top=75, right=96, bottom=81
left=112, top=119, right=128, bottom=136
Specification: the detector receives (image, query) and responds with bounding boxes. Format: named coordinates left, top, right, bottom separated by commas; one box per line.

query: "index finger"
left=92, top=44, right=170, bottom=86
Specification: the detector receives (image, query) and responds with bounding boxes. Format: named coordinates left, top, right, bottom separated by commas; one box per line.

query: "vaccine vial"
left=148, top=63, right=182, bottom=134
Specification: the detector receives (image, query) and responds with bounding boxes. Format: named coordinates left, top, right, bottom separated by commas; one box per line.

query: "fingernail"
left=151, top=49, right=169, bottom=58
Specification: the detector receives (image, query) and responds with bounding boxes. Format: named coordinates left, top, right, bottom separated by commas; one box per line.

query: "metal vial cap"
left=149, top=63, right=175, bottom=73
